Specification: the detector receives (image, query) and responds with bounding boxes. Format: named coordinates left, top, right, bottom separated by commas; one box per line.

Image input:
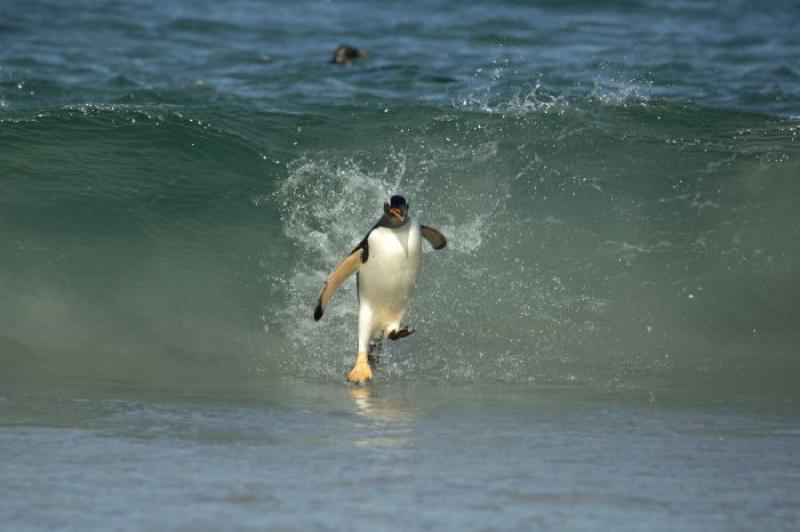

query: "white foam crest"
left=499, top=84, right=569, bottom=116
left=590, top=76, right=652, bottom=107
left=275, top=155, right=407, bottom=260
left=455, top=81, right=568, bottom=116
left=438, top=213, right=491, bottom=254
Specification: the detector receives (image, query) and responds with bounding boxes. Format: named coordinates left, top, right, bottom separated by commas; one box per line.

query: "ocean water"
left=1, top=0, right=799, bottom=529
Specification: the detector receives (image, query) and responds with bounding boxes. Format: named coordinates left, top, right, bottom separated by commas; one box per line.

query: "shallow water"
left=2, top=374, right=799, bottom=531
left=2, top=0, right=800, bottom=529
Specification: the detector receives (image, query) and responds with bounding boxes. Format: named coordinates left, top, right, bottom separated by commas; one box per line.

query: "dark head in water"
left=380, top=195, right=410, bottom=228
left=331, top=45, right=369, bottom=64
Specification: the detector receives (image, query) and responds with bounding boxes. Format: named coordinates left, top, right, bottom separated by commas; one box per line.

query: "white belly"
left=358, top=220, right=421, bottom=332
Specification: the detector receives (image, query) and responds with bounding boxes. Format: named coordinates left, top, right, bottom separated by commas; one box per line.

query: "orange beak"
left=390, top=207, right=402, bottom=218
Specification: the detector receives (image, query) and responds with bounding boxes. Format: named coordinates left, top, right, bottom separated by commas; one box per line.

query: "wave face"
left=1, top=0, right=799, bottom=394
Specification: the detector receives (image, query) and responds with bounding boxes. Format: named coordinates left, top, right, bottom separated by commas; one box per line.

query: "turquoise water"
left=2, top=0, right=800, bottom=530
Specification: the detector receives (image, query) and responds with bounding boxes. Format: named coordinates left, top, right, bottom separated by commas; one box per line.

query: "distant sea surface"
left=1, top=1, right=799, bottom=530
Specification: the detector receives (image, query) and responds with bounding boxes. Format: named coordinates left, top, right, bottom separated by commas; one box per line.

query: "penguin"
left=314, top=195, right=447, bottom=384
left=331, top=44, right=369, bottom=65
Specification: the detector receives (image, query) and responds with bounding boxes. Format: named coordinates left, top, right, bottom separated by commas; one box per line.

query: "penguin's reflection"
left=347, top=385, right=413, bottom=421
left=347, top=386, right=414, bottom=447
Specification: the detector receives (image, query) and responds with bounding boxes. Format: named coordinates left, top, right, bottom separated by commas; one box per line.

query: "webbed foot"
left=347, top=360, right=373, bottom=385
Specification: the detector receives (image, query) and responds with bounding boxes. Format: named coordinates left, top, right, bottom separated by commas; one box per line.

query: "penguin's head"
left=331, top=44, right=369, bottom=65
left=383, top=195, right=409, bottom=226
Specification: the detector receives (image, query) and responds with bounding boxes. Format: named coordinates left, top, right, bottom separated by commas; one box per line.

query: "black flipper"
left=421, top=225, right=447, bottom=250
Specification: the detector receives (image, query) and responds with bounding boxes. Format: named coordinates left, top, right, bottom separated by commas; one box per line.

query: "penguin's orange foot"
left=347, top=360, right=373, bottom=385
left=388, top=326, right=414, bottom=341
